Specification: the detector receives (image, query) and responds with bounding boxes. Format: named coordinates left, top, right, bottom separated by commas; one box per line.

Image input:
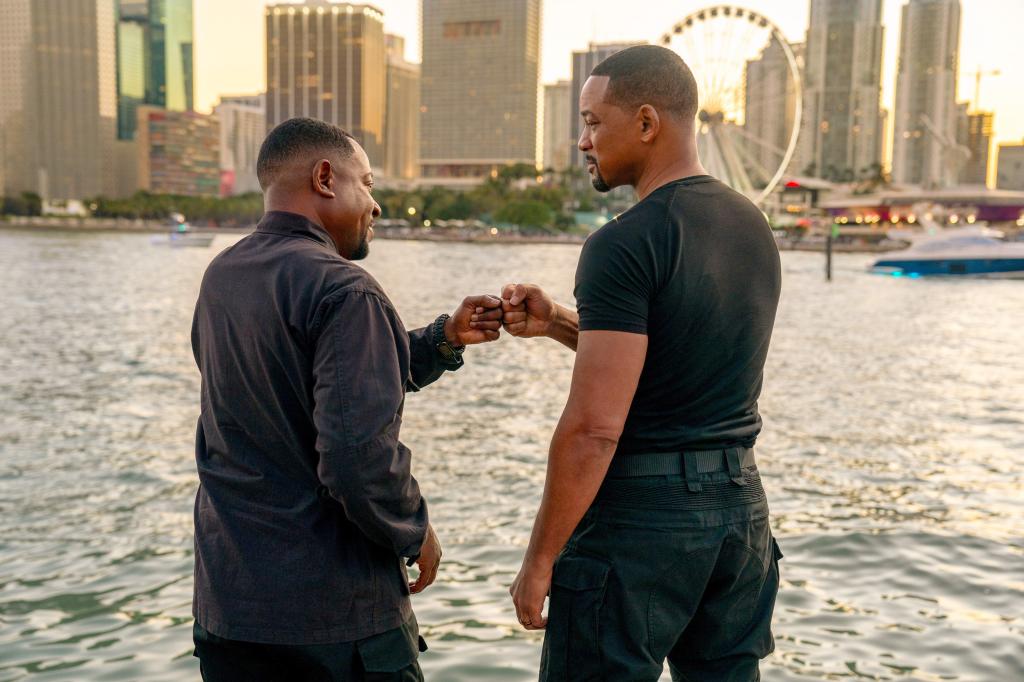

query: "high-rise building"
left=116, top=0, right=194, bottom=140
left=117, top=10, right=147, bottom=140
left=420, top=0, right=541, bottom=184
left=146, top=0, right=194, bottom=112
left=958, top=110, right=993, bottom=187
left=800, top=0, right=884, bottom=181
left=0, top=0, right=33, bottom=199
left=265, top=2, right=387, bottom=167
left=744, top=40, right=801, bottom=184
left=996, top=142, right=1024, bottom=191
left=136, top=106, right=220, bottom=196
left=543, top=81, right=571, bottom=172
left=215, top=94, right=266, bottom=196
left=384, top=34, right=419, bottom=180
left=570, top=42, right=644, bottom=168
left=0, top=0, right=118, bottom=201
left=892, top=0, right=961, bottom=188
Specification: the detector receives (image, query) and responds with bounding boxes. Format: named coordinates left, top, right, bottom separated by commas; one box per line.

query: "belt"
left=605, top=447, right=756, bottom=492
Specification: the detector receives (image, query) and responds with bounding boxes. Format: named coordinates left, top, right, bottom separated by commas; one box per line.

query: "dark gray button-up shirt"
left=191, top=211, right=447, bottom=645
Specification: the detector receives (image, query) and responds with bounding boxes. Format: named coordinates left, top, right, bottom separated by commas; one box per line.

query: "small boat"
left=870, top=227, right=1024, bottom=278
left=151, top=214, right=215, bottom=248
left=151, top=231, right=215, bottom=248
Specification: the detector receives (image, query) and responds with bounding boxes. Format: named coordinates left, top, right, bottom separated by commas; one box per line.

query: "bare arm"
left=509, top=329, right=648, bottom=629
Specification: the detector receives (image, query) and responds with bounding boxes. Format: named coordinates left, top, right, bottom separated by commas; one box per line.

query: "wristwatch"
left=431, top=314, right=465, bottom=370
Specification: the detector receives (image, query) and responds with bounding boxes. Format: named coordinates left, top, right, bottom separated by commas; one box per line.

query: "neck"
left=632, top=133, right=707, bottom=201
left=264, top=191, right=323, bottom=229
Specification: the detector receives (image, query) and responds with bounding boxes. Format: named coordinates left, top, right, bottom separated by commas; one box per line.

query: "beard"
left=350, top=233, right=370, bottom=260
left=586, top=156, right=612, bottom=193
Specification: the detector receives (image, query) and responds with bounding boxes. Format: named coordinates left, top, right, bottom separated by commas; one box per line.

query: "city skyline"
left=194, top=0, right=1024, bottom=155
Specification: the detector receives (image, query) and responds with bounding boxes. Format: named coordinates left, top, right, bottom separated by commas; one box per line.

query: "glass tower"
left=147, top=0, right=194, bottom=112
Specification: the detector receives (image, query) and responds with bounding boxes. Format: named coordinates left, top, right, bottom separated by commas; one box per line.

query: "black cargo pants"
left=540, top=454, right=782, bottom=682
left=193, top=614, right=426, bottom=682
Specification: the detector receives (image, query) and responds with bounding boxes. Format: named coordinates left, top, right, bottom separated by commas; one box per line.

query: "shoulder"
left=581, top=190, right=674, bottom=264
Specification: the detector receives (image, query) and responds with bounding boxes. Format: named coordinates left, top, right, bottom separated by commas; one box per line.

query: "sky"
left=195, top=0, right=1024, bottom=151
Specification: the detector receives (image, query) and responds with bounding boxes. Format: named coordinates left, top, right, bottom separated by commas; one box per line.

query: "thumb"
left=510, top=283, right=529, bottom=307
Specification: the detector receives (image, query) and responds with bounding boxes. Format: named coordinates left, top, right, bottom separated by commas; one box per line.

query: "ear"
left=637, top=105, right=660, bottom=143
left=312, top=159, right=336, bottom=198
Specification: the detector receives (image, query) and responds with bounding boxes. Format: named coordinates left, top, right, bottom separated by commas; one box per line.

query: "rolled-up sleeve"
left=311, top=290, right=428, bottom=559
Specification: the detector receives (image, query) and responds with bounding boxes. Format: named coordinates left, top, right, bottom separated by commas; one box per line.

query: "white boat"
left=151, top=215, right=215, bottom=247
left=151, top=231, right=215, bottom=248
left=870, top=227, right=1024, bottom=278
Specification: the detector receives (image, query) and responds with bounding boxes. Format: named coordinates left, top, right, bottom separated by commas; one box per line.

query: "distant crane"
left=965, top=66, right=1001, bottom=111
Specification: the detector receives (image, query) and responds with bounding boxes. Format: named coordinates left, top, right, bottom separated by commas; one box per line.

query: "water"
left=1, top=228, right=1022, bottom=681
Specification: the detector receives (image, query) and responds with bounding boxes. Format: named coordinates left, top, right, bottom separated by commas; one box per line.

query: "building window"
left=443, top=20, right=501, bottom=39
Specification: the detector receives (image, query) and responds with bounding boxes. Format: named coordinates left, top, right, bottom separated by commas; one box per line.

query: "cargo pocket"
left=540, top=554, right=611, bottom=682
left=356, top=617, right=423, bottom=681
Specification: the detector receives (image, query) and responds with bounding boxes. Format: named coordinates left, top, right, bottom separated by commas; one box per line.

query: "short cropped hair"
left=590, top=45, right=699, bottom=120
left=256, top=117, right=355, bottom=190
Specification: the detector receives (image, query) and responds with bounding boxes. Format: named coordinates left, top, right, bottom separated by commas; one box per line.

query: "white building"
left=996, top=142, right=1024, bottom=191
left=215, top=94, right=266, bottom=196
left=800, top=0, right=884, bottom=181
left=543, top=81, right=571, bottom=172
left=892, top=0, right=961, bottom=188
left=744, top=40, right=802, bottom=184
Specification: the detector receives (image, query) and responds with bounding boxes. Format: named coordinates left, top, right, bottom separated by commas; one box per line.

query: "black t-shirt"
left=574, top=175, right=781, bottom=453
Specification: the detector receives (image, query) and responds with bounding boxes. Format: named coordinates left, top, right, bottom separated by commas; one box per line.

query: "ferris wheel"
left=659, top=5, right=802, bottom=205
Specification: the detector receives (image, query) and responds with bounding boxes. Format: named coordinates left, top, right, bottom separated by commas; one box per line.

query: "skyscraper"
left=744, top=40, right=802, bottom=184
left=215, top=94, right=266, bottom=195
left=420, top=0, right=541, bottom=184
left=543, top=81, right=571, bottom=172
left=117, top=6, right=147, bottom=140
left=146, top=0, right=194, bottom=111
left=0, top=0, right=118, bottom=201
left=265, top=2, right=387, bottom=166
left=0, top=0, right=33, bottom=199
left=892, top=0, right=961, bottom=188
left=116, top=0, right=194, bottom=140
left=800, top=0, right=884, bottom=181
left=569, top=42, right=644, bottom=168
left=384, top=34, right=419, bottom=180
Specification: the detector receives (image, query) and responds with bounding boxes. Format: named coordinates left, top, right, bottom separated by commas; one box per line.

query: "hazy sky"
left=195, top=0, right=1024, bottom=149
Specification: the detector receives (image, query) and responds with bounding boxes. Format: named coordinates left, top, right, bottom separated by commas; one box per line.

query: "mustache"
left=585, top=156, right=598, bottom=165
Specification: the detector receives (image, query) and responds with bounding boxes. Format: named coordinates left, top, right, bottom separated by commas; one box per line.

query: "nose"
left=578, top=127, right=591, bottom=152
left=372, top=201, right=381, bottom=218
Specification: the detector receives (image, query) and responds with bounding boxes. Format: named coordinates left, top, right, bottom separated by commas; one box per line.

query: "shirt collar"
left=256, top=211, right=337, bottom=251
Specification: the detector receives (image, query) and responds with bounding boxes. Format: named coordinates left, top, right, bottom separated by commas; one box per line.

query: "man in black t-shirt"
left=504, top=46, right=783, bottom=680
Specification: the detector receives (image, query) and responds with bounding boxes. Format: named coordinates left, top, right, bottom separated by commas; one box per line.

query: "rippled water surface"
left=1, top=228, right=1022, bottom=681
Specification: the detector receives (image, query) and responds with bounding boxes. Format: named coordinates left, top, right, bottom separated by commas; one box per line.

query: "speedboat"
left=151, top=215, right=215, bottom=247
left=870, top=227, right=1024, bottom=278
left=151, top=230, right=215, bottom=248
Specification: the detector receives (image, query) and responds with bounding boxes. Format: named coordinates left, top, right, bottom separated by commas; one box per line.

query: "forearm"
left=406, top=325, right=447, bottom=390
left=548, top=303, right=579, bottom=351
left=321, top=450, right=429, bottom=558
left=522, top=423, right=616, bottom=570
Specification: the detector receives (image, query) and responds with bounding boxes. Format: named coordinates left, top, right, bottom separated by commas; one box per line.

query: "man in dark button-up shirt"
left=190, top=118, right=504, bottom=681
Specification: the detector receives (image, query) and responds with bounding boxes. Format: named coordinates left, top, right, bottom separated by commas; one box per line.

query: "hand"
left=509, top=560, right=552, bottom=630
left=409, top=524, right=442, bottom=594
left=500, top=283, right=557, bottom=339
left=445, top=295, right=503, bottom=346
